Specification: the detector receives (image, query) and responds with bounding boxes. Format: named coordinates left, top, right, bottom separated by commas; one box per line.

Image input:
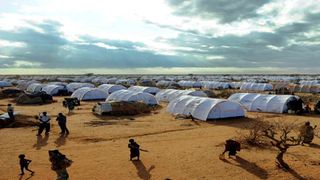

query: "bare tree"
left=262, top=122, right=301, bottom=170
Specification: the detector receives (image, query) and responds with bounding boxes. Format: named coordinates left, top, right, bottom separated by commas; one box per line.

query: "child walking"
left=19, top=154, right=34, bottom=175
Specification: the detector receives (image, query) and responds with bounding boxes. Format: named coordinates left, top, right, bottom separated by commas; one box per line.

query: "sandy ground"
left=0, top=96, right=320, bottom=180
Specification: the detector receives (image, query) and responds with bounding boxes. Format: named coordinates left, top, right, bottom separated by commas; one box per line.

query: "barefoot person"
left=18, top=154, right=34, bottom=175
left=128, top=139, right=140, bottom=161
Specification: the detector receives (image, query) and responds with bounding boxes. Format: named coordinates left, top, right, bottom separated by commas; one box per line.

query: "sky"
left=0, top=0, right=320, bottom=74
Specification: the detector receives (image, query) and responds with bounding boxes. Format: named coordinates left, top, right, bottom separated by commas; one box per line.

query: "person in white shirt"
left=37, top=112, right=51, bottom=136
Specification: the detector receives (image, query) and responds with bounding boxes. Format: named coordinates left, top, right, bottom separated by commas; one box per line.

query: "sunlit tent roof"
left=178, top=81, right=202, bottom=88
left=26, top=83, right=44, bottom=93
left=47, top=82, right=67, bottom=86
left=71, top=87, right=108, bottom=101
left=230, top=82, right=245, bottom=89
left=98, top=84, right=127, bottom=94
left=128, top=86, right=160, bottom=95
left=288, top=84, right=320, bottom=93
left=167, top=95, right=245, bottom=121
left=42, top=85, right=66, bottom=96
left=299, top=80, right=320, bottom=86
left=16, top=80, right=39, bottom=90
left=156, top=80, right=178, bottom=87
left=228, top=93, right=298, bottom=113
left=115, top=79, right=136, bottom=86
left=67, top=82, right=95, bottom=93
left=155, top=89, right=207, bottom=102
left=240, top=83, right=273, bottom=91
left=201, top=81, right=231, bottom=89
left=106, top=89, right=158, bottom=105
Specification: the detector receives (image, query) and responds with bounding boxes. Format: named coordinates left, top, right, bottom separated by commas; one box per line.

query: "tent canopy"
left=106, top=89, right=158, bottom=105
left=167, top=95, right=245, bottom=120
left=228, top=93, right=298, bottom=113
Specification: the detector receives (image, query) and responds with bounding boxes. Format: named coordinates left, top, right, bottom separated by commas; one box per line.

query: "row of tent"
left=176, top=81, right=274, bottom=91
left=2, top=74, right=320, bottom=82
left=166, top=93, right=302, bottom=121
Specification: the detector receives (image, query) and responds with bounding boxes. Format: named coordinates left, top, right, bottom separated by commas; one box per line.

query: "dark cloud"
left=166, top=0, right=270, bottom=23
left=160, top=12, right=320, bottom=69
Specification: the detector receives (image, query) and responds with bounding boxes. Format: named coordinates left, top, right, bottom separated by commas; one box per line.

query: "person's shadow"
left=19, top=174, right=34, bottom=180
left=220, top=156, right=268, bottom=179
left=33, top=134, right=49, bottom=150
left=132, top=160, right=155, bottom=180
left=54, top=134, right=68, bottom=147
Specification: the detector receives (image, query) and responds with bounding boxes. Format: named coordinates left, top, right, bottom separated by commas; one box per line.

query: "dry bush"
left=238, top=117, right=304, bottom=170
left=236, top=117, right=270, bottom=148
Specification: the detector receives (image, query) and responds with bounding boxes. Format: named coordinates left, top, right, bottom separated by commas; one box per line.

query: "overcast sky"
left=0, top=0, right=319, bottom=74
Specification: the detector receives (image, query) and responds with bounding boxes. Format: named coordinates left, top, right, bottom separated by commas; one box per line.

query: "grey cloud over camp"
left=166, top=0, right=270, bottom=23
left=159, top=12, right=320, bottom=69
left=1, top=10, right=320, bottom=71
left=0, top=20, right=213, bottom=69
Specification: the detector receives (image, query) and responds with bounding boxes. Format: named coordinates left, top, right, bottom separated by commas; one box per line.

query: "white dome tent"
left=155, top=89, right=207, bottom=102
left=178, top=81, right=202, bottom=88
left=201, top=81, right=231, bottom=89
left=156, top=80, right=178, bottom=88
left=167, top=95, right=245, bottom=121
left=0, top=81, right=13, bottom=88
left=98, top=84, right=127, bottom=94
left=16, top=80, right=39, bottom=90
left=106, top=90, right=158, bottom=105
left=128, top=86, right=160, bottom=95
left=71, top=87, right=108, bottom=101
left=42, top=85, right=66, bottom=96
left=228, top=93, right=299, bottom=113
left=26, top=83, right=44, bottom=93
left=240, top=83, right=273, bottom=91
left=67, top=83, right=95, bottom=93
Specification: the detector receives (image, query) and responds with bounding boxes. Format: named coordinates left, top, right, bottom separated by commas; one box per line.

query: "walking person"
left=18, top=154, right=34, bottom=175
left=7, top=104, right=14, bottom=121
left=37, top=112, right=51, bottom=136
left=220, top=139, right=241, bottom=158
left=128, top=139, right=140, bottom=161
left=56, top=113, right=69, bottom=135
left=49, top=150, right=73, bottom=180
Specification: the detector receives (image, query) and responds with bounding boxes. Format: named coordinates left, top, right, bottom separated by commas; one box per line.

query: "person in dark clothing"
left=49, top=150, right=73, bottom=180
left=18, top=154, right=34, bottom=175
left=7, top=104, right=14, bottom=121
left=220, top=139, right=241, bottom=158
left=56, top=113, right=69, bottom=135
left=299, top=121, right=316, bottom=145
left=37, top=112, right=51, bottom=136
left=128, top=139, right=140, bottom=161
